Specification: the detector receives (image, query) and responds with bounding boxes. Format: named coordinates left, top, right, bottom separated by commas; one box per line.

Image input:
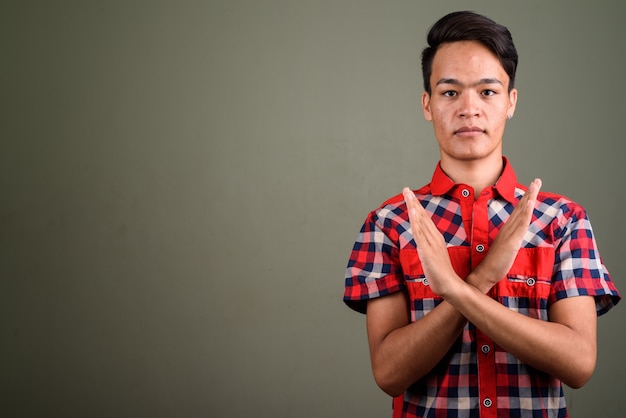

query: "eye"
left=443, top=90, right=457, bottom=97
left=481, top=89, right=496, bottom=96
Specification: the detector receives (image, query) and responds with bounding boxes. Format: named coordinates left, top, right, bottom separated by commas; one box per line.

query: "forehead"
left=431, top=40, right=509, bottom=85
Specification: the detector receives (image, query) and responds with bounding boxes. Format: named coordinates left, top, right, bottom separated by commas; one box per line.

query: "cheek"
left=494, top=101, right=512, bottom=119
left=433, top=109, right=452, bottom=129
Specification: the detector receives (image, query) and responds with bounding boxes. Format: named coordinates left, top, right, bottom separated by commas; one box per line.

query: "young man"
left=343, top=11, right=620, bottom=418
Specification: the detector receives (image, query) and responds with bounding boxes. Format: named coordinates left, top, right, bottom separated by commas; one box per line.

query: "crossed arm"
left=367, top=179, right=597, bottom=397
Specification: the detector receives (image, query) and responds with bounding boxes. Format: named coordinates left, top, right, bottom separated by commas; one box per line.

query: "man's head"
left=421, top=11, right=518, bottom=94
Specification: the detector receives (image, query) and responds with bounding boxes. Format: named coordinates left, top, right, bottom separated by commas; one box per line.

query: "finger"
left=403, top=187, right=424, bottom=237
left=402, top=187, right=414, bottom=204
left=497, top=178, right=543, bottom=244
left=510, top=178, right=542, bottom=221
left=518, top=178, right=541, bottom=221
left=403, top=187, right=420, bottom=214
left=403, top=187, right=427, bottom=231
left=516, top=179, right=538, bottom=209
left=526, top=178, right=542, bottom=204
left=403, top=188, right=434, bottom=244
left=403, top=188, right=447, bottom=251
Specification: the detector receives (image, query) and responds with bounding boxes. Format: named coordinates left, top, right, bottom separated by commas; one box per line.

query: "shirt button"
left=483, top=398, right=493, bottom=408
left=423, top=278, right=429, bottom=286
left=461, top=189, right=470, bottom=198
left=526, top=277, right=536, bottom=286
left=481, top=344, right=491, bottom=354
left=475, top=244, right=485, bottom=253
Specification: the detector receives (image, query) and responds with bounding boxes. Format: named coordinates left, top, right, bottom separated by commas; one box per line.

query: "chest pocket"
left=399, top=246, right=472, bottom=316
left=399, top=246, right=555, bottom=320
left=489, top=247, right=555, bottom=319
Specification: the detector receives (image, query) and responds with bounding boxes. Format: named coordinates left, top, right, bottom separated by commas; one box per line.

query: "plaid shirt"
left=344, top=158, right=620, bottom=418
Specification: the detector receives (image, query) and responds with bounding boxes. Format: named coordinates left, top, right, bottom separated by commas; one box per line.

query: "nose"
left=458, top=92, right=480, bottom=118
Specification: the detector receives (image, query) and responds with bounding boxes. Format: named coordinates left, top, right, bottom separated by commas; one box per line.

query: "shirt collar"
left=430, top=156, right=517, bottom=204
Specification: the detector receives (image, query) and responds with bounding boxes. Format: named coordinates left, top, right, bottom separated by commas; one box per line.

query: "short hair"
left=421, top=11, right=518, bottom=94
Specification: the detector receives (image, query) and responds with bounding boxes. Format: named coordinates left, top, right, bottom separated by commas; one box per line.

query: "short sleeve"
left=343, top=207, right=406, bottom=314
left=550, top=205, right=620, bottom=315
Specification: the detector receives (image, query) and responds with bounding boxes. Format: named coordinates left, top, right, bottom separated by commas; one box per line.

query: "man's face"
left=422, top=40, right=517, bottom=166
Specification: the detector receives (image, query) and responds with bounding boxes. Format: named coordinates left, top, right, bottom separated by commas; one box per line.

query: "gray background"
left=2, top=1, right=624, bottom=417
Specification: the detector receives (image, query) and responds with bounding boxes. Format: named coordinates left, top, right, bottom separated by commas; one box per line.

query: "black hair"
left=421, top=11, right=518, bottom=94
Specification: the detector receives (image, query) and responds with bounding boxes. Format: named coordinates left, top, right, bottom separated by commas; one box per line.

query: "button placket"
left=468, top=189, right=497, bottom=415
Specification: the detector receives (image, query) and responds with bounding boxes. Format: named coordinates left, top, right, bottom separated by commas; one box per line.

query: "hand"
left=470, top=178, right=542, bottom=291
left=403, top=187, right=459, bottom=296
left=403, top=179, right=542, bottom=296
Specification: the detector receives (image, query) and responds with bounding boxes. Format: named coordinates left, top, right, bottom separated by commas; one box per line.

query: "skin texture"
left=366, top=40, right=597, bottom=397
left=423, top=40, right=517, bottom=194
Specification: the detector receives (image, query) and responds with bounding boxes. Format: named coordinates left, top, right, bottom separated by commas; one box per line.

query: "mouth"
left=454, top=126, right=485, bottom=137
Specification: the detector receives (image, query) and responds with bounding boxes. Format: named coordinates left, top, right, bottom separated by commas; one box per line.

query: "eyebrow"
left=436, top=78, right=504, bottom=87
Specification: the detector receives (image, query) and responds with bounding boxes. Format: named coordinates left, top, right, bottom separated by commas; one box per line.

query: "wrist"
left=437, top=272, right=467, bottom=300
left=465, top=269, right=497, bottom=294
left=442, top=277, right=477, bottom=308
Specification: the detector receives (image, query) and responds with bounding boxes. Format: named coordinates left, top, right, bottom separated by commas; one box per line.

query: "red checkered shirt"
left=344, top=158, right=620, bottom=418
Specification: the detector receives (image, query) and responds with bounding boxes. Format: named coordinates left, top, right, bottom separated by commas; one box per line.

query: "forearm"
left=369, top=298, right=467, bottom=396
left=368, top=272, right=495, bottom=396
left=444, top=281, right=597, bottom=388
left=395, top=180, right=597, bottom=389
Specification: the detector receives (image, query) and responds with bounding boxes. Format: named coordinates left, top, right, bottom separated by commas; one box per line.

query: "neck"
left=440, top=155, right=504, bottom=196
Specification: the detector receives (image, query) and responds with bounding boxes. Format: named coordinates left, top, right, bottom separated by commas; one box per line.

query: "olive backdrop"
left=2, top=1, right=625, bottom=417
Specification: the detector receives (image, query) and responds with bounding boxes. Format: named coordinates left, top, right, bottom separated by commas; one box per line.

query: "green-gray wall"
left=2, top=1, right=624, bottom=417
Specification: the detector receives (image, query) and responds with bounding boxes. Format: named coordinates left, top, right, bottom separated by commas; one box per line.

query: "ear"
left=422, top=92, right=433, bottom=122
left=507, top=88, right=518, bottom=118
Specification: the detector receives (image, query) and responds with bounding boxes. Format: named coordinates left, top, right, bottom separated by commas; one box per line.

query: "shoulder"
left=514, top=184, right=588, bottom=220
left=523, top=187, right=594, bottom=241
left=379, top=183, right=432, bottom=210
left=372, top=184, right=431, bottom=222
left=380, top=192, right=405, bottom=208
left=538, top=190, right=587, bottom=219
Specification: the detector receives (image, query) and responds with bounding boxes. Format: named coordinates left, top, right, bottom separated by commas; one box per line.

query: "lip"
left=454, top=126, right=485, bottom=137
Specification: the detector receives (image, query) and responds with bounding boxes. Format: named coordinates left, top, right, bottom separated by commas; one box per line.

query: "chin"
left=444, top=148, right=499, bottom=163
